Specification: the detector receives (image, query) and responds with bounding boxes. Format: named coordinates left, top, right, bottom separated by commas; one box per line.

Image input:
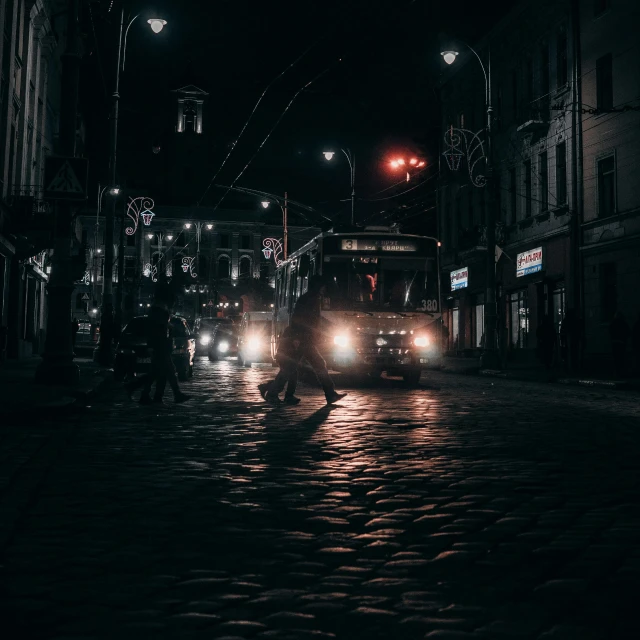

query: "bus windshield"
left=322, top=257, right=434, bottom=312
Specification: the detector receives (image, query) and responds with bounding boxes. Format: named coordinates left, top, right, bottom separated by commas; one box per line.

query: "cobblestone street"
left=1, top=358, right=639, bottom=639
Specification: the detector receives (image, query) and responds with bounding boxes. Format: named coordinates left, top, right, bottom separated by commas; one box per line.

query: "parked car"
left=207, top=317, right=238, bottom=361
left=236, top=311, right=273, bottom=366
left=114, top=315, right=196, bottom=382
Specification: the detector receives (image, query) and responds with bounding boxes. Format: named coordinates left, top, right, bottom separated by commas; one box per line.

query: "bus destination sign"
left=341, top=238, right=418, bottom=252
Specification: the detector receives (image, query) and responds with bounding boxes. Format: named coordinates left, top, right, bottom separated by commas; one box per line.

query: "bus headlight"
left=199, top=333, right=211, bottom=346
left=414, top=336, right=430, bottom=347
left=334, top=335, right=350, bottom=348
left=218, top=341, right=229, bottom=353
left=247, top=336, right=261, bottom=350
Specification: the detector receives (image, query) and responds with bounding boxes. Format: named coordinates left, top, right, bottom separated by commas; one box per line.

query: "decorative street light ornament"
left=181, top=256, right=197, bottom=278
left=141, top=210, right=155, bottom=226
left=262, top=238, right=284, bottom=266
left=143, top=263, right=158, bottom=283
left=125, top=196, right=155, bottom=236
left=82, top=270, right=90, bottom=286
left=443, top=126, right=487, bottom=188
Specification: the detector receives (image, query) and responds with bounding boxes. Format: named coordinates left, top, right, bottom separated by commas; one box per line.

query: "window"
left=556, top=142, right=567, bottom=205
left=600, top=262, right=616, bottom=321
left=556, top=31, right=568, bottom=88
left=474, top=302, right=485, bottom=348
left=552, top=283, right=565, bottom=335
left=219, top=233, right=230, bottom=248
left=596, top=53, right=613, bottom=112
left=239, top=256, right=251, bottom=279
left=524, top=160, right=532, bottom=217
left=124, top=257, right=136, bottom=280
left=597, top=155, right=615, bottom=218
left=540, top=43, right=550, bottom=99
left=218, top=256, right=230, bottom=279
left=509, top=167, right=517, bottom=223
left=508, top=290, right=529, bottom=349
left=594, top=0, right=610, bottom=18
left=539, top=151, right=549, bottom=211
left=240, top=234, right=251, bottom=250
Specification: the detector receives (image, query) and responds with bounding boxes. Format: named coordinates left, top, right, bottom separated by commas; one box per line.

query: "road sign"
left=44, top=156, right=88, bottom=200
left=82, top=293, right=90, bottom=301
left=207, top=300, right=214, bottom=306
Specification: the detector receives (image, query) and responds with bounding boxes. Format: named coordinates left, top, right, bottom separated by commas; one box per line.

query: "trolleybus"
left=272, top=227, right=442, bottom=385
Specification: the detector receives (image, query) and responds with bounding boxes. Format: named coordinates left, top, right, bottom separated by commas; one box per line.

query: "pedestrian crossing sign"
left=82, top=293, right=90, bottom=301
left=44, top=156, right=88, bottom=200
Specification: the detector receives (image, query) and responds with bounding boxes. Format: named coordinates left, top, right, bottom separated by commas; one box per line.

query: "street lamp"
left=389, top=156, right=426, bottom=182
left=323, top=148, right=356, bottom=225
left=440, top=41, right=498, bottom=370
left=96, top=9, right=166, bottom=366
left=259, top=195, right=288, bottom=260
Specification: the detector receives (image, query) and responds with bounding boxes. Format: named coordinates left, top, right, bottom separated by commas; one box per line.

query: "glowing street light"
left=184, top=223, right=192, bottom=229
left=261, top=201, right=270, bottom=209
left=109, top=186, right=120, bottom=195
left=206, top=223, right=213, bottom=230
left=441, top=50, right=459, bottom=65
left=323, top=151, right=335, bottom=161
left=166, top=234, right=174, bottom=240
left=147, top=18, right=167, bottom=34
left=147, top=233, right=153, bottom=239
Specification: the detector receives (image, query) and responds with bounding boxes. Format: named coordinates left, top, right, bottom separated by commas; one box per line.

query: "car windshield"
left=248, top=320, right=270, bottom=333
left=322, top=257, right=433, bottom=312
left=199, top=319, right=223, bottom=331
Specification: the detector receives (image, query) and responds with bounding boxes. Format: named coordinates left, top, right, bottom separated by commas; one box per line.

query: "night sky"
left=81, top=0, right=515, bottom=231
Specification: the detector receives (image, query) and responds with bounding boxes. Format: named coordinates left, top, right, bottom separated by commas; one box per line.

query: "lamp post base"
left=479, top=347, right=501, bottom=371
left=35, top=357, right=80, bottom=386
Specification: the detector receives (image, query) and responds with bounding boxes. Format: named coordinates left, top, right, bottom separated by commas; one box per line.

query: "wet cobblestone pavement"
left=1, top=359, right=639, bottom=639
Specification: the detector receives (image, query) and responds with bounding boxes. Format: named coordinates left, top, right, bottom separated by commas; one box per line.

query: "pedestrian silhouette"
left=259, top=327, right=301, bottom=405
left=609, top=311, right=630, bottom=378
left=125, top=287, right=190, bottom=404
left=260, top=275, right=346, bottom=405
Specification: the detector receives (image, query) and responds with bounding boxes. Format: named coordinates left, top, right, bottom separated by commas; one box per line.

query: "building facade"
left=438, top=0, right=580, bottom=365
left=578, top=0, right=640, bottom=364
left=74, top=204, right=320, bottom=332
left=0, top=0, right=70, bottom=360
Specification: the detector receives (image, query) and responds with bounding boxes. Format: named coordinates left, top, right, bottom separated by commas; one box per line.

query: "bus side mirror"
left=299, top=254, right=310, bottom=278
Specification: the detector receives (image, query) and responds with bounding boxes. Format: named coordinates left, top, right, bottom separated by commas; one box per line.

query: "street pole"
left=114, top=201, right=125, bottom=331
left=36, top=0, right=81, bottom=384
left=477, top=46, right=499, bottom=370
left=342, top=149, right=355, bottom=226
left=96, top=7, right=124, bottom=365
left=283, top=192, right=288, bottom=260
left=194, top=224, right=201, bottom=322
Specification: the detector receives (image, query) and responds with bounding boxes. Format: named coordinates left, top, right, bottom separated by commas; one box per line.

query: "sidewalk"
left=440, top=356, right=640, bottom=391
left=0, top=357, right=112, bottom=424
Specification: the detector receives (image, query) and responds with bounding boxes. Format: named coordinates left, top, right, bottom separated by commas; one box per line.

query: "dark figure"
left=609, top=311, right=630, bottom=378
left=559, top=309, right=583, bottom=373
left=260, top=276, right=346, bottom=405
left=125, top=298, right=190, bottom=404
left=258, top=328, right=301, bottom=405
left=536, top=314, right=557, bottom=371
left=71, top=317, right=79, bottom=348
left=632, top=314, right=640, bottom=375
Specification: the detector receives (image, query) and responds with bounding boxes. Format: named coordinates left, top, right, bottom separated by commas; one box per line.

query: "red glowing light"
left=417, top=160, right=426, bottom=167
left=409, top=158, right=417, bottom=165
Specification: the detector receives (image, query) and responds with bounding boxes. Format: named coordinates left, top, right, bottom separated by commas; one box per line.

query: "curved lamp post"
left=96, top=11, right=166, bottom=365
left=260, top=194, right=288, bottom=260
left=441, top=41, right=499, bottom=371
left=323, top=148, right=355, bottom=225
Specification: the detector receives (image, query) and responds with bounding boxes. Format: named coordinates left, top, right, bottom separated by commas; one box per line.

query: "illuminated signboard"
left=516, top=247, right=543, bottom=277
left=341, top=238, right=418, bottom=252
left=450, top=267, right=468, bottom=290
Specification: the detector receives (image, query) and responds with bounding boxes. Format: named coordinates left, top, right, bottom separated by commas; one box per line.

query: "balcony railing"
left=9, top=184, right=52, bottom=215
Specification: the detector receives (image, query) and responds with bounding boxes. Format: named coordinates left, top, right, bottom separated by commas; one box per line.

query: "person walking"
left=260, top=275, right=346, bottom=405
left=125, top=289, right=190, bottom=404
left=258, top=327, right=301, bottom=405
left=609, top=311, right=630, bottom=379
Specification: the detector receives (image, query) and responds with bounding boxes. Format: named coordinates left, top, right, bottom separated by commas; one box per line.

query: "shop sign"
left=516, top=247, right=542, bottom=277
left=450, top=266, right=468, bottom=290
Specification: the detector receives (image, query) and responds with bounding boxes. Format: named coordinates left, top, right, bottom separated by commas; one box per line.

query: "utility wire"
left=195, top=37, right=325, bottom=207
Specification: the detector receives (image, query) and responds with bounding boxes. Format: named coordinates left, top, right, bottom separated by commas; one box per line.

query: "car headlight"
left=334, top=335, right=349, bottom=348
left=414, top=336, right=430, bottom=347
left=247, top=336, right=261, bottom=350
left=218, top=341, right=229, bottom=353
left=199, top=334, right=211, bottom=346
